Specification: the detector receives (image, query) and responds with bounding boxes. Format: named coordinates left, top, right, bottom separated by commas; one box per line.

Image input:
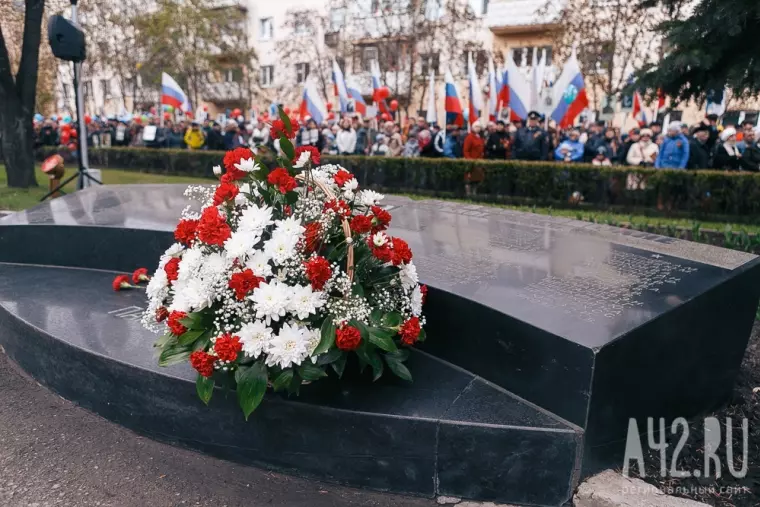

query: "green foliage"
left=36, top=147, right=760, bottom=218
left=196, top=375, right=214, bottom=405
left=235, top=362, right=268, bottom=420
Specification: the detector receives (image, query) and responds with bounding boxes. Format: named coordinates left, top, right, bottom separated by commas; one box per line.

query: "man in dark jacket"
left=512, top=111, right=548, bottom=161
left=687, top=124, right=712, bottom=169
left=618, top=128, right=640, bottom=164
left=485, top=120, right=510, bottom=159
left=205, top=122, right=226, bottom=151
left=740, top=128, right=760, bottom=172
left=39, top=121, right=59, bottom=146
left=583, top=121, right=607, bottom=162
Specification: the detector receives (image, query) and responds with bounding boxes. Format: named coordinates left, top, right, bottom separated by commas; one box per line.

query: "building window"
left=462, top=49, right=488, bottom=76
left=124, top=77, right=136, bottom=96
left=294, top=20, right=311, bottom=36
left=370, top=0, right=380, bottom=14
left=330, top=8, right=346, bottom=30
left=100, top=79, right=110, bottom=99
left=295, top=63, right=309, bottom=84
left=259, top=17, right=273, bottom=40
left=361, top=46, right=378, bottom=72
left=225, top=68, right=243, bottom=83
left=511, top=46, right=552, bottom=67
left=420, top=53, right=440, bottom=75
left=260, top=65, right=274, bottom=87
left=83, top=81, right=93, bottom=100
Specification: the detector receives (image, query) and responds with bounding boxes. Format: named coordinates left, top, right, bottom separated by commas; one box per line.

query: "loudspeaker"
left=48, top=15, right=86, bottom=62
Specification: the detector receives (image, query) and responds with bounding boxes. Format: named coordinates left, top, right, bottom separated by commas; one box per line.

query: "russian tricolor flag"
left=370, top=60, right=389, bottom=115
left=345, top=75, right=367, bottom=116
left=332, top=58, right=349, bottom=113
left=161, top=72, right=190, bottom=112
left=550, top=50, right=589, bottom=128
left=467, top=54, right=484, bottom=125
left=505, top=53, right=531, bottom=121
left=444, top=66, right=464, bottom=127
left=487, top=56, right=499, bottom=121
left=299, top=78, right=327, bottom=124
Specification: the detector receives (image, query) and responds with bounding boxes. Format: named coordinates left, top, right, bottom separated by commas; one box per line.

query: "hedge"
left=36, top=146, right=760, bottom=218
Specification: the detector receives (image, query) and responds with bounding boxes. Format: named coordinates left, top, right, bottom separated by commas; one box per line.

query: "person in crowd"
left=419, top=129, right=439, bottom=157
left=402, top=131, right=421, bottom=157
left=251, top=120, right=270, bottom=149
left=680, top=123, right=691, bottom=138
left=443, top=125, right=462, bottom=158
left=370, top=133, right=389, bottom=156
left=463, top=124, right=485, bottom=195
left=650, top=121, right=663, bottom=139
left=485, top=120, right=510, bottom=159
left=387, top=129, right=404, bottom=157
left=513, top=111, right=548, bottom=161
left=335, top=118, right=357, bottom=155
left=687, top=124, right=712, bottom=169
left=583, top=121, right=606, bottom=161
left=39, top=120, right=59, bottom=146
left=353, top=117, right=369, bottom=155
left=183, top=122, right=205, bottom=150
left=554, top=128, right=584, bottom=162
left=409, top=117, right=428, bottom=137
left=298, top=118, right=323, bottom=152
left=223, top=120, right=241, bottom=150
left=736, top=120, right=756, bottom=154
left=205, top=122, right=226, bottom=151
left=626, top=128, right=659, bottom=167
left=592, top=146, right=612, bottom=166
left=618, top=128, right=639, bottom=164
left=655, top=121, right=690, bottom=169
left=167, top=124, right=185, bottom=149
left=322, top=124, right=339, bottom=155
left=129, top=124, right=144, bottom=147
left=703, top=114, right=720, bottom=152
left=740, top=127, right=760, bottom=172
left=432, top=124, right=445, bottom=156
left=602, top=127, right=620, bottom=162
left=713, top=127, right=742, bottom=171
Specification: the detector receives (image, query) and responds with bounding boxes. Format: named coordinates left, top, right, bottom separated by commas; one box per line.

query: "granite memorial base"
left=1, top=185, right=758, bottom=506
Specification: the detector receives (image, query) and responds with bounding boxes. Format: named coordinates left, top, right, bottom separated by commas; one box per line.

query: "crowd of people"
left=33, top=111, right=760, bottom=172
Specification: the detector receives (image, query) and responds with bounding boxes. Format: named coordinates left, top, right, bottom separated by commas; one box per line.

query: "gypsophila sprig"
left=140, top=106, right=427, bottom=420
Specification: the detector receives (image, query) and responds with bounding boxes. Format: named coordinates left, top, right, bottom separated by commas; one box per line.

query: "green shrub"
left=36, top=147, right=760, bottom=218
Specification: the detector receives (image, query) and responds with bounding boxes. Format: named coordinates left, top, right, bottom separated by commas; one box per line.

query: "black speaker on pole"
left=47, top=15, right=86, bottom=63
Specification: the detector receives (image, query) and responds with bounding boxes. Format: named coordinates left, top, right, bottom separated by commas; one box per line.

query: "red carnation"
left=284, top=205, right=292, bottom=216
left=223, top=147, right=254, bottom=175
left=213, top=182, right=239, bottom=206
left=420, top=285, right=428, bottom=305
left=197, top=206, right=232, bottom=246
left=293, top=145, right=320, bottom=165
left=391, top=237, right=413, bottom=266
left=167, top=310, right=188, bottom=336
left=190, top=350, right=216, bottom=378
left=336, top=325, right=362, bottom=351
left=303, top=221, right=323, bottom=253
left=333, top=169, right=353, bottom=187
left=372, top=245, right=394, bottom=264
left=112, top=274, right=132, bottom=291
left=323, top=199, right=351, bottom=218
left=304, top=256, right=332, bottom=290
left=155, top=307, right=169, bottom=322
left=350, top=215, right=373, bottom=234
left=213, top=333, right=242, bottom=362
left=228, top=269, right=264, bottom=300
left=399, top=317, right=421, bottom=346
left=174, top=219, right=199, bottom=246
left=371, top=205, right=391, bottom=231
left=164, top=257, right=181, bottom=282
left=132, top=267, right=150, bottom=284
left=267, top=167, right=298, bottom=193
left=270, top=118, right=299, bottom=139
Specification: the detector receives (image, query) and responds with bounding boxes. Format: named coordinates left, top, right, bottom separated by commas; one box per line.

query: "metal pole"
left=70, top=0, right=89, bottom=190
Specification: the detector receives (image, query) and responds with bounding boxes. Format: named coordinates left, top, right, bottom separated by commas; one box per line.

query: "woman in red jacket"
left=463, top=123, right=485, bottom=195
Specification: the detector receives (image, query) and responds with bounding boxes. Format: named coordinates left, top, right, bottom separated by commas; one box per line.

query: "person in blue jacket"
left=443, top=125, right=463, bottom=158
left=554, top=129, right=584, bottom=162
left=655, top=121, right=690, bottom=169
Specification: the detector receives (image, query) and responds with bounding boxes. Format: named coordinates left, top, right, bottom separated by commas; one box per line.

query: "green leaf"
left=298, top=363, right=328, bottom=381
left=382, top=312, right=402, bottom=328
left=317, top=348, right=343, bottom=366
left=279, top=136, right=296, bottom=161
left=154, top=332, right=175, bottom=348
left=272, top=369, right=294, bottom=392
left=352, top=283, right=365, bottom=297
left=368, top=327, right=397, bottom=352
left=331, top=355, right=347, bottom=378
left=370, top=309, right=384, bottom=325
left=417, top=327, right=427, bottom=343
left=386, top=348, right=410, bottom=362
left=356, top=347, right=382, bottom=380
left=372, top=357, right=384, bottom=381
left=196, top=375, right=214, bottom=405
left=385, top=356, right=413, bottom=382
left=286, top=373, right=301, bottom=395
left=235, top=362, right=268, bottom=420
left=285, top=190, right=299, bottom=205
left=314, top=317, right=336, bottom=355
left=177, top=328, right=206, bottom=346
left=278, top=105, right=291, bottom=133
left=178, top=311, right=206, bottom=330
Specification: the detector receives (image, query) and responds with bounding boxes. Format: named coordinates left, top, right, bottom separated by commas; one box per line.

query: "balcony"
left=486, top=0, right=563, bottom=33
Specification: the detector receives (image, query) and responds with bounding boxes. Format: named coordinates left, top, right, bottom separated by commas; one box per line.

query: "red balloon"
left=326, top=102, right=333, bottom=111
left=203, top=105, right=208, bottom=112
left=164, top=112, right=171, bottom=120
left=60, top=123, right=72, bottom=132
left=60, top=132, right=71, bottom=144
left=283, top=107, right=291, bottom=115
left=67, top=142, right=78, bottom=152
left=185, top=110, right=193, bottom=118
left=389, top=99, right=399, bottom=111
left=134, top=117, right=142, bottom=124
left=69, top=129, right=78, bottom=138
left=377, top=87, right=390, bottom=100
left=380, top=113, right=392, bottom=121
left=327, top=112, right=335, bottom=120
left=84, top=115, right=92, bottom=125
left=232, top=108, right=242, bottom=117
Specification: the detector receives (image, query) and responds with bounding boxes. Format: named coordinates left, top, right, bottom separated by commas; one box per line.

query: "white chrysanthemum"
left=372, top=231, right=390, bottom=247
left=202, top=252, right=229, bottom=277
left=399, top=261, right=419, bottom=291
left=213, top=165, right=222, bottom=176
left=304, top=168, right=334, bottom=187
left=293, top=150, right=312, bottom=169
left=235, top=157, right=259, bottom=172
left=305, top=328, right=321, bottom=358
left=159, top=243, right=185, bottom=268
left=250, top=280, right=291, bottom=324
left=246, top=251, right=273, bottom=278
left=264, top=233, right=299, bottom=265
left=274, top=216, right=305, bottom=239
left=358, top=189, right=384, bottom=206
left=342, top=177, right=358, bottom=192
left=171, top=278, right=213, bottom=312
left=224, top=230, right=261, bottom=261
left=239, top=205, right=274, bottom=234
left=288, top=284, right=326, bottom=320
left=177, top=247, right=204, bottom=282
left=410, top=285, right=423, bottom=316
left=146, top=268, right=168, bottom=300
left=238, top=320, right=273, bottom=358
left=265, top=322, right=312, bottom=369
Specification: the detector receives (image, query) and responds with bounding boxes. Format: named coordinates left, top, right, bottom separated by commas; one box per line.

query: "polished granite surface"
left=3, top=184, right=756, bottom=348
